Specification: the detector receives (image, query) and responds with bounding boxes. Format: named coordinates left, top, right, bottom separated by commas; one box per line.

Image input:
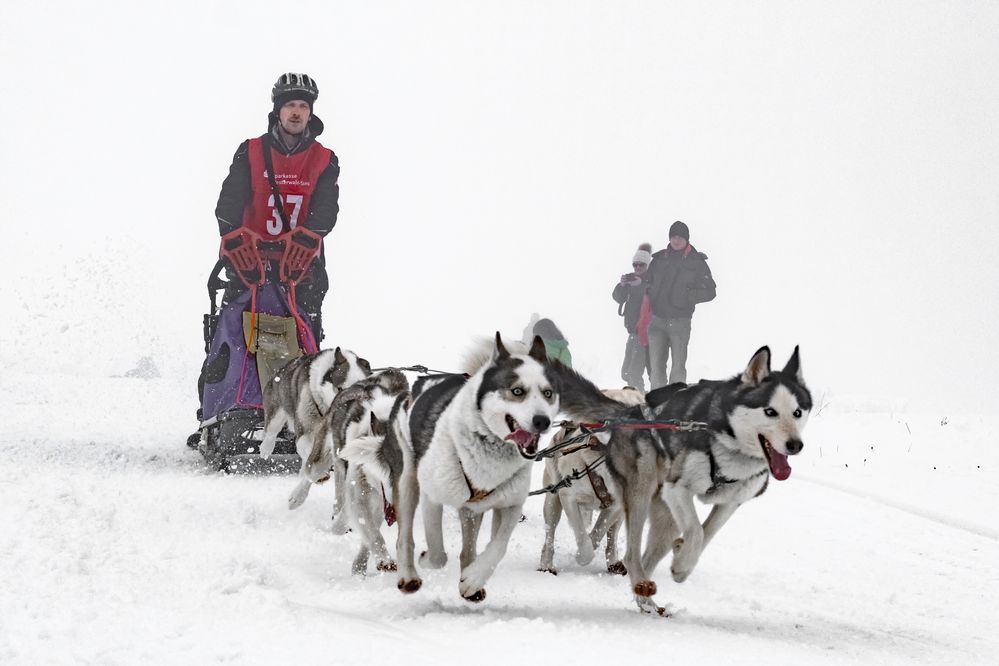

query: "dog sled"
left=188, top=227, right=324, bottom=473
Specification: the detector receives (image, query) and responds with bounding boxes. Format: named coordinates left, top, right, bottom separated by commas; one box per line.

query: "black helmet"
left=271, top=72, right=319, bottom=109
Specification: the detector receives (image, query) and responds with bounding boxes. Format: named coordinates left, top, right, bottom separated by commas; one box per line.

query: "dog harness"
left=458, top=440, right=495, bottom=503
left=566, top=431, right=615, bottom=510
left=461, top=466, right=494, bottom=503
left=529, top=415, right=710, bottom=498
left=703, top=451, right=769, bottom=497
left=586, top=466, right=615, bottom=510
left=381, top=483, right=397, bottom=525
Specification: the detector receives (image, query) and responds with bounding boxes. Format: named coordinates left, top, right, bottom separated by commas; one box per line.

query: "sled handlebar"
left=279, top=227, right=322, bottom=285
left=220, top=229, right=266, bottom=287
left=219, top=228, right=322, bottom=288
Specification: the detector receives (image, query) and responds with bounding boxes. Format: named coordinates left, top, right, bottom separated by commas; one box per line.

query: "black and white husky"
left=382, top=334, right=560, bottom=601
left=549, top=346, right=812, bottom=616
left=259, top=347, right=371, bottom=509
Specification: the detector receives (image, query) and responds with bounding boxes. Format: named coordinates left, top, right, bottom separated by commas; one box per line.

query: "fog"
left=3, top=1, right=998, bottom=412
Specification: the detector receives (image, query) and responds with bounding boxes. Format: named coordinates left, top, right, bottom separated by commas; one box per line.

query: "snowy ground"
left=1, top=369, right=996, bottom=665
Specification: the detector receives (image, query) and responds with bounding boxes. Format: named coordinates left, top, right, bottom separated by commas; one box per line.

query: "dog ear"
left=494, top=332, right=510, bottom=359
left=782, top=345, right=803, bottom=382
left=742, top=346, right=771, bottom=385
left=334, top=347, right=347, bottom=365
left=528, top=335, right=548, bottom=363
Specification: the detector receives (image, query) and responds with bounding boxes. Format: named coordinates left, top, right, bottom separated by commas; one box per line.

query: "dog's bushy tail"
left=339, top=435, right=391, bottom=488
left=308, top=349, right=339, bottom=410
left=547, top=361, right=632, bottom=422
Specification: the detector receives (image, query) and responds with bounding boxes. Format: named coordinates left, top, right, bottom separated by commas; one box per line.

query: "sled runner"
left=190, top=227, right=323, bottom=473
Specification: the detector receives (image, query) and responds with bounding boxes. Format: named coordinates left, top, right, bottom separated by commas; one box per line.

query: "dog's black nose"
left=786, top=439, right=803, bottom=455
left=532, top=415, right=551, bottom=432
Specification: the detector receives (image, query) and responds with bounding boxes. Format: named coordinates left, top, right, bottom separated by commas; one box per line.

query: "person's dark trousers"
left=621, top=333, right=650, bottom=393
left=648, top=316, right=692, bottom=389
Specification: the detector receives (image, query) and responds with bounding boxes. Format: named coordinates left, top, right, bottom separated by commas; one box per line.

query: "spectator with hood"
left=521, top=314, right=573, bottom=368
left=613, top=243, right=653, bottom=392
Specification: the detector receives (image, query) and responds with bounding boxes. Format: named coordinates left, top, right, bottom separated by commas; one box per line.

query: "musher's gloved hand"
left=280, top=228, right=322, bottom=283
left=220, top=228, right=265, bottom=286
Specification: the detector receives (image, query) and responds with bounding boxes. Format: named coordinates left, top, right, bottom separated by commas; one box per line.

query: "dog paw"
left=671, top=543, right=699, bottom=583
left=575, top=542, right=595, bottom=566
left=458, top=560, right=490, bottom=595
left=633, top=580, right=657, bottom=597
left=607, top=561, right=627, bottom=576
left=537, top=566, right=558, bottom=576
left=377, top=560, right=398, bottom=572
left=398, top=578, right=423, bottom=594
left=287, top=486, right=310, bottom=510
left=419, top=550, right=447, bottom=570
left=330, top=512, right=350, bottom=535
left=635, top=595, right=671, bottom=618
left=461, top=588, right=487, bottom=603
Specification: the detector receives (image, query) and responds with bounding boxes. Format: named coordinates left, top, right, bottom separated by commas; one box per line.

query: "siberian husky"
left=321, top=369, right=410, bottom=572
left=258, top=347, right=371, bottom=509
left=387, top=334, right=560, bottom=602
left=549, top=346, right=812, bottom=615
left=537, top=386, right=644, bottom=576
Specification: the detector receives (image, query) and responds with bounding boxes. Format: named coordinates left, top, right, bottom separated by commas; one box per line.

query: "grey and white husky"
left=259, top=347, right=371, bottom=509
left=549, top=346, right=812, bottom=616
left=385, top=334, right=560, bottom=601
left=322, top=369, right=410, bottom=572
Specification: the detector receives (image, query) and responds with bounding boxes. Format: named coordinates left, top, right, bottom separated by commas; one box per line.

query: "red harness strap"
left=579, top=420, right=709, bottom=432
left=580, top=421, right=677, bottom=431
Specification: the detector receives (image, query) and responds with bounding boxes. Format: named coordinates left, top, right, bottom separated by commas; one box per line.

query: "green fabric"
left=543, top=339, right=572, bottom=368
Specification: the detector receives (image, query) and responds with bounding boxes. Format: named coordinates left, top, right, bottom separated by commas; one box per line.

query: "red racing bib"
left=242, top=137, right=333, bottom=238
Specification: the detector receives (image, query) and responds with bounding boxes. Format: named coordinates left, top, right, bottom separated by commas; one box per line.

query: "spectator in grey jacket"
left=612, top=243, right=653, bottom=392
left=643, top=221, right=716, bottom=388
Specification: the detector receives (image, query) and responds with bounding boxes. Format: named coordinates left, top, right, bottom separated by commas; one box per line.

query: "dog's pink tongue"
left=505, top=429, right=539, bottom=454
left=505, top=429, right=532, bottom=446
left=769, top=449, right=792, bottom=481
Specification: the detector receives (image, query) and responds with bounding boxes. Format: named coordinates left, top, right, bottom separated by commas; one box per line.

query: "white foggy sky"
left=2, top=1, right=998, bottom=412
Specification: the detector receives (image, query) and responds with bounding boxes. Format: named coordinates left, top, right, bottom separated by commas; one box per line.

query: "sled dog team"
left=259, top=334, right=812, bottom=616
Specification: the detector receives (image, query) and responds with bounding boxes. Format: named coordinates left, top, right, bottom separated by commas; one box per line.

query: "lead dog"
left=549, top=346, right=812, bottom=615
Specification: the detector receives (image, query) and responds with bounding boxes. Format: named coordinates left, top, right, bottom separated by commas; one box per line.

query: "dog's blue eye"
left=793, top=408, right=802, bottom=418
left=764, top=407, right=778, bottom=417
left=512, top=387, right=524, bottom=396
left=543, top=389, right=553, bottom=399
